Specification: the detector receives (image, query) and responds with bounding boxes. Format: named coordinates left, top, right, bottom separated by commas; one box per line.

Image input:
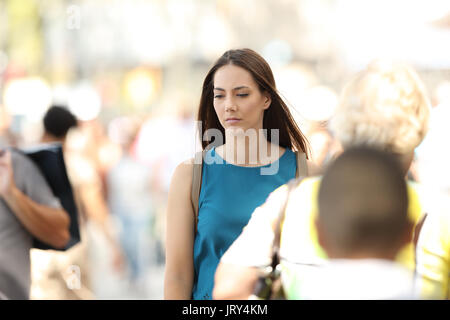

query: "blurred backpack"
left=18, top=143, right=81, bottom=250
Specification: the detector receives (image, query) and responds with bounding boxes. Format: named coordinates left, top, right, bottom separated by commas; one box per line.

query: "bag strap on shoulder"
left=294, top=150, right=308, bottom=179
left=192, top=150, right=205, bottom=234
left=273, top=150, right=308, bottom=265
left=271, top=178, right=303, bottom=271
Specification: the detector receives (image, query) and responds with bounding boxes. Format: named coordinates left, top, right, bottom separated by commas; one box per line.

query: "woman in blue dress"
left=164, top=48, right=310, bottom=299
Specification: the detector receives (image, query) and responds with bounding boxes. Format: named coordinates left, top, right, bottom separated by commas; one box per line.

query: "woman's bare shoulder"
left=173, top=158, right=195, bottom=180
left=172, top=151, right=205, bottom=186
left=168, top=158, right=196, bottom=209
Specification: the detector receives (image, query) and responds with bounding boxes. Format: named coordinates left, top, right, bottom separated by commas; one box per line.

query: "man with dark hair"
left=285, top=146, right=417, bottom=299
left=42, top=105, right=78, bottom=143
left=317, top=146, right=410, bottom=260
left=31, top=105, right=125, bottom=299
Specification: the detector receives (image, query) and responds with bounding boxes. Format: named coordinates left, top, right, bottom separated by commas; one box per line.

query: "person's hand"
left=0, top=150, right=15, bottom=198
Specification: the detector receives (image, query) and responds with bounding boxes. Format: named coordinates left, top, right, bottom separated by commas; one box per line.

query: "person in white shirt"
left=284, top=146, right=418, bottom=299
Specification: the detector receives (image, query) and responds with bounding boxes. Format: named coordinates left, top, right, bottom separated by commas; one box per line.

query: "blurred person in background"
left=134, top=104, right=197, bottom=266
left=164, top=48, right=311, bottom=300
left=286, top=146, right=418, bottom=299
left=214, top=59, right=431, bottom=299
left=106, top=115, right=156, bottom=297
left=0, top=104, right=15, bottom=148
left=41, top=105, right=78, bottom=146
left=0, top=146, right=70, bottom=299
left=32, top=107, right=124, bottom=299
left=414, top=81, right=450, bottom=300
left=132, top=112, right=167, bottom=266
left=62, top=119, right=126, bottom=299
left=415, top=81, right=450, bottom=188
left=415, top=202, right=450, bottom=299
left=30, top=105, right=95, bottom=300
left=304, top=121, right=339, bottom=175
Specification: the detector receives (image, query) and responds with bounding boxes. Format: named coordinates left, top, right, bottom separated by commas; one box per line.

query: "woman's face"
left=213, top=64, right=271, bottom=133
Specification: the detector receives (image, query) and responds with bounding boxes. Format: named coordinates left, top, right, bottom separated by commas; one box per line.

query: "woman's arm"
left=214, top=262, right=260, bottom=299
left=164, top=159, right=196, bottom=299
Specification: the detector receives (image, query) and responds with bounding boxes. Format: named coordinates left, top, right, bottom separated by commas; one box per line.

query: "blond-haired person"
left=213, top=60, right=432, bottom=299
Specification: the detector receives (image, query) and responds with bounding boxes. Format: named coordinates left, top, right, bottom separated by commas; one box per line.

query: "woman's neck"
left=219, top=131, right=282, bottom=166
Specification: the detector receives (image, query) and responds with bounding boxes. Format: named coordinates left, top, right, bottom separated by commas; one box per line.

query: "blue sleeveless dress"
left=192, top=146, right=297, bottom=299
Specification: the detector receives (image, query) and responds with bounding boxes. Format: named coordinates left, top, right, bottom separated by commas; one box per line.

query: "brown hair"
left=197, top=48, right=310, bottom=157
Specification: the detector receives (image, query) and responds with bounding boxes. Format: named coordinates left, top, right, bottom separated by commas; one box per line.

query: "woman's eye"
left=214, top=95, right=224, bottom=99
left=237, top=93, right=249, bottom=97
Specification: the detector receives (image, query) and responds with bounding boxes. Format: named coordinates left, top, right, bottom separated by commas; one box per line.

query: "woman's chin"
left=225, top=126, right=248, bottom=135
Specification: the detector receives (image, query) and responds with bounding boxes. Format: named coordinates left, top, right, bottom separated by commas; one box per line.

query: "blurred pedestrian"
left=285, top=146, right=418, bottom=299
left=41, top=105, right=78, bottom=146
left=62, top=119, right=126, bottom=299
left=0, top=147, right=70, bottom=299
left=415, top=199, right=450, bottom=299
left=413, top=82, right=450, bottom=300
left=164, top=48, right=311, bottom=300
left=29, top=105, right=92, bottom=300
left=107, top=116, right=154, bottom=295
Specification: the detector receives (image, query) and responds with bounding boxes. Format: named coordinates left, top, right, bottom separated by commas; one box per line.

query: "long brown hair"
left=197, top=48, right=310, bottom=158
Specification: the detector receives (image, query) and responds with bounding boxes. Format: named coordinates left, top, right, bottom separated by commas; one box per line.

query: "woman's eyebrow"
left=213, top=86, right=249, bottom=91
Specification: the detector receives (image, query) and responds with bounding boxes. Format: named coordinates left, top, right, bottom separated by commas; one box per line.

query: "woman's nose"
left=225, top=97, right=237, bottom=112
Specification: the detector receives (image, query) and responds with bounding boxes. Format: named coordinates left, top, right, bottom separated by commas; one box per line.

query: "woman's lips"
left=226, top=118, right=241, bottom=125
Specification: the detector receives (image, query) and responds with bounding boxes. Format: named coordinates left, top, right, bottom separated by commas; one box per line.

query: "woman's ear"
left=263, top=92, right=271, bottom=110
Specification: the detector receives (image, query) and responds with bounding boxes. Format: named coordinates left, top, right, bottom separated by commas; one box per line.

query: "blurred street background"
left=0, top=0, right=449, bottom=299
